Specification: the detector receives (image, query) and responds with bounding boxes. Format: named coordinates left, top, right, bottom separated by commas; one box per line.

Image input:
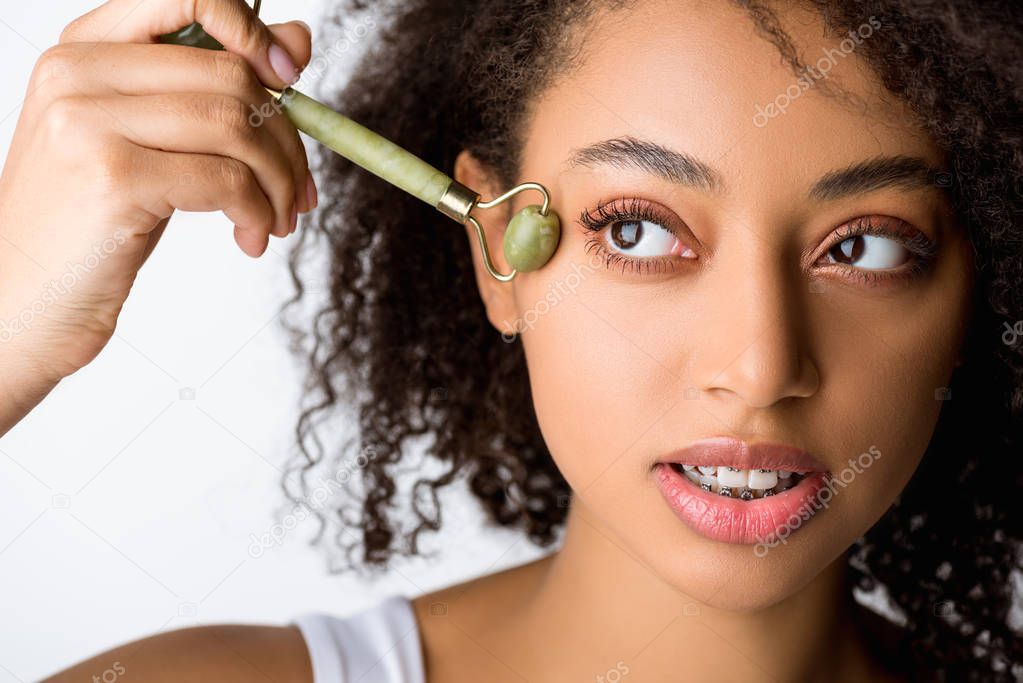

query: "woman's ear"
left=454, top=150, right=520, bottom=337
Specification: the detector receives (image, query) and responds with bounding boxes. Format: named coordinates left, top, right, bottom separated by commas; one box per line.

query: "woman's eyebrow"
left=563, top=135, right=950, bottom=200
left=810, top=155, right=951, bottom=201
left=564, top=136, right=723, bottom=191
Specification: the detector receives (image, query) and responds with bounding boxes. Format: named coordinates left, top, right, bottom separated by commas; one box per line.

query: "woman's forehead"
left=523, top=0, right=944, bottom=193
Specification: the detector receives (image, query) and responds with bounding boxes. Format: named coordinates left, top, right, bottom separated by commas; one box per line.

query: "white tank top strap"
left=291, top=593, right=425, bottom=683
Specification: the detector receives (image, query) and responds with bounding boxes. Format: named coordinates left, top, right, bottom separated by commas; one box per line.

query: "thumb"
left=59, top=0, right=307, bottom=89
left=267, top=21, right=313, bottom=76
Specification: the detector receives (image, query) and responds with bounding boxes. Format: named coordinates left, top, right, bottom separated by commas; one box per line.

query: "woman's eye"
left=604, top=219, right=695, bottom=258
left=825, top=234, right=910, bottom=270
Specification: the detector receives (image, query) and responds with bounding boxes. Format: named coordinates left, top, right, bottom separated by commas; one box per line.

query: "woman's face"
left=460, top=0, right=972, bottom=610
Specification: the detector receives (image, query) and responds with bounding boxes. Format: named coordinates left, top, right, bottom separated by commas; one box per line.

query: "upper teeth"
left=678, top=464, right=797, bottom=491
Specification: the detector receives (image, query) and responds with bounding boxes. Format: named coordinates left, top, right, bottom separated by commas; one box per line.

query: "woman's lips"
left=653, top=462, right=833, bottom=546
left=656, top=436, right=829, bottom=474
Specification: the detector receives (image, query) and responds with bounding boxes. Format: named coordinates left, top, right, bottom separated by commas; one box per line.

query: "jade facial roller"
left=159, top=2, right=560, bottom=282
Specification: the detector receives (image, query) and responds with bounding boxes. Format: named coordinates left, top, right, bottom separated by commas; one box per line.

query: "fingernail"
left=289, top=204, right=298, bottom=234
left=268, top=42, right=299, bottom=85
left=305, top=171, right=318, bottom=211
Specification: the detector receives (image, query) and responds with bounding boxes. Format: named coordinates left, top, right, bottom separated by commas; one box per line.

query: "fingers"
left=29, top=42, right=312, bottom=214
left=254, top=21, right=313, bottom=204
left=267, top=21, right=312, bottom=75
left=48, top=0, right=318, bottom=257
left=81, top=92, right=299, bottom=237
left=132, top=146, right=277, bottom=257
left=37, top=93, right=283, bottom=257
left=59, top=0, right=311, bottom=89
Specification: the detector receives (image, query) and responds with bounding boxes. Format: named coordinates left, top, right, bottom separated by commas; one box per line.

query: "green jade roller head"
left=159, top=9, right=560, bottom=282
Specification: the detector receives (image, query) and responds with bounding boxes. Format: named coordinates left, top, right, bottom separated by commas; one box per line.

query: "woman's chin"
left=646, top=541, right=829, bottom=614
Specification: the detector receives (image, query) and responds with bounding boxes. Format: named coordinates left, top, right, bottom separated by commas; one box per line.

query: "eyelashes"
left=578, top=197, right=691, bottom=275
left=816, top=215, right=938, bottom=286
left=576, top=196, right=940, bottom=286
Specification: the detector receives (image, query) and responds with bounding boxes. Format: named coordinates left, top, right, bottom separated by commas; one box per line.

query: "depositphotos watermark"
left=752, top=16, right=881, bottom=128
left=0, top=231, right=128, bottom=344
left=753, top=444, right=882, bottom=557
left=1002, top=320, right=1023, bottom=346
left=91, top=661, right=125, bottom=683
left=500, top=253, right=604, bottom=342
left=248, top=15, right=377, bottom=128
left=247, top=445, right=378, bottom=558
left=595, top=660, right=630, bottom=683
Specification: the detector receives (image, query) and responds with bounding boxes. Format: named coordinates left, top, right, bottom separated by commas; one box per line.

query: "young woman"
left=2, top=0, right=1019, bottom=680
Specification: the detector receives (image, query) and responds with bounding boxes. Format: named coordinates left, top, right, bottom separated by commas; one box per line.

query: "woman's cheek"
left=518, top=274, right=669, bottom=487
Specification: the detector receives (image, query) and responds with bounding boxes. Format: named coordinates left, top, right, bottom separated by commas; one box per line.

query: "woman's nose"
left=691, top=245, right=820, bottom=408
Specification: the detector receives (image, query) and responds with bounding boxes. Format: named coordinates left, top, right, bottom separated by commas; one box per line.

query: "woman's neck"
left=504, top=501, right=896, bottom=683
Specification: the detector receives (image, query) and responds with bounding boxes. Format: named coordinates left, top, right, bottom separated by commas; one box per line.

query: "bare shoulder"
left=412, top=553, right=554, bottom=623
left=410, top=554, right=555, bottom=682
left=42, top=623, right=312, bottom=682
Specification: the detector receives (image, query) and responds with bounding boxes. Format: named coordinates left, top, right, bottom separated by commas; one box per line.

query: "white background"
left=0, top=1, right=544, bottom=680
left=8, top=2, right=1020, bottom=681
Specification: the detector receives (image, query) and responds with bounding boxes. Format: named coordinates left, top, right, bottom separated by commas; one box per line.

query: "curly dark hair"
left=280, top=0, right=1023, bottom=679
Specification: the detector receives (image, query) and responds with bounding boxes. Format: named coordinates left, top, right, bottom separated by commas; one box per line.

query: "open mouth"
left=667, top=463, right=806, bottom=500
